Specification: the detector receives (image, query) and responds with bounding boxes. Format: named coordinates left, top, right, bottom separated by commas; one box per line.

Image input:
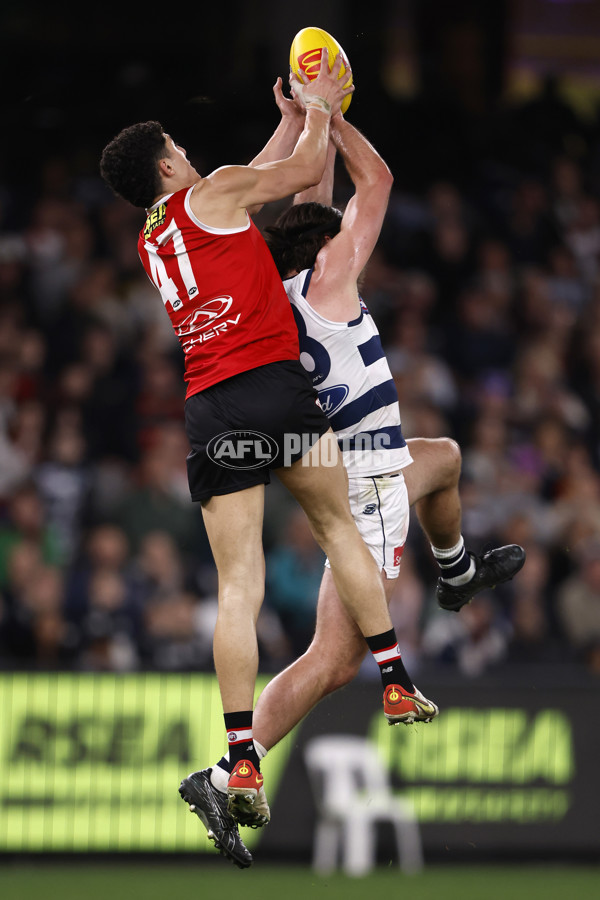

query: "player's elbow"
left=297, top=158, right=326, bottom=191
left=356, top=164, right=393, bottom=203
left=382, top=166, right=394, bottom=191
left=368, top=165, right=393, bottom=193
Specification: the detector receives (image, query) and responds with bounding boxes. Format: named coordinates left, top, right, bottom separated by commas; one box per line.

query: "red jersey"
left=138, top=186, right=300, bottom=398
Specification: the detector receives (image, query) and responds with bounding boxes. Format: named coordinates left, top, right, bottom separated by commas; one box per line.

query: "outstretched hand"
left=273, top=76, right=305, bottom=123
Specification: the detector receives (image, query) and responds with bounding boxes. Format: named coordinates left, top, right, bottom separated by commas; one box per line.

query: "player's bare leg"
left=276, top=430, right=393, bottom=637
left=201, top=485, right=266, bottom=714
left=253, top=566, right=385, bottom=749
left=255, top=437, right=522, bottom=748
left=278, top=432, right=433, bottom=724
left=179, top=485, right=266, bottom=867
left=403, top=437, right=463, bottom=548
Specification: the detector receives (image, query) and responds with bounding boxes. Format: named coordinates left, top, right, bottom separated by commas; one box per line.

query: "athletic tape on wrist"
left=304, top=96, right=332, bottom=114
left=292, top=80, right=331, bottom=115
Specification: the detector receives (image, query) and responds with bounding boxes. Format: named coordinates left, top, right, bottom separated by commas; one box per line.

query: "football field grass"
left=1, top=862, right=599, bottom=900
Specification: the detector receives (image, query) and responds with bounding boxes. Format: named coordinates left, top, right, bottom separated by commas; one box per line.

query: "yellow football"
left=289, top=26, right=353, bottom=114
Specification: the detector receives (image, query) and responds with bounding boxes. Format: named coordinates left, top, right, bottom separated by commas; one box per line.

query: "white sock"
left=432, top=536, right=476, bottom=586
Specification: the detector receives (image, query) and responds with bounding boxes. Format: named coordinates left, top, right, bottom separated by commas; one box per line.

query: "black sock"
left=366, top=628, right=414, bottom=692
left=224, top=711, right=260, bottom=770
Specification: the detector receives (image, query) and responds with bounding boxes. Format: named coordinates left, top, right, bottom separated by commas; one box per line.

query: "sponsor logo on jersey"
left=207, top=431, right=278, bottom=470
left=393, top=545, right=404, bottom=566
left=176, top=296, right=240, bottom=352
left=143, top=203, right=167, bottom=240
left=317, top=384, right=349, bottom=416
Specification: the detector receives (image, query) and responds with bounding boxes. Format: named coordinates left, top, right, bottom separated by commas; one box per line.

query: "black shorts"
left=184, top=360, right=330, bottom=502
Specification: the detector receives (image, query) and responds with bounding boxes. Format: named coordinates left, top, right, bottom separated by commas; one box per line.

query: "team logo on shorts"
left=207, top=431, right=278, bottom=470
left=362, top=504, right=377, bottom=515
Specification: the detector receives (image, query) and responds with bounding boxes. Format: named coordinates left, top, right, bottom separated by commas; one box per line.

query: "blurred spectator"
left=556, top=538, right=600, bottom=674
left=505, top=543, right=565, bottom=665
left=441, top=284, right=517, bottom=385
left=135, top=354, right=185, bottom=452
left=421, top=593, right=511, bottom=677
left=141, top=591, right=216, bottom=671
left=114, top=431, right=201, bottom=556
left=551, top=156, right=585, bottom=232
left=35, top=419, right=91, bottom=563
left=77, top=568, right=139, bottom=671
left=265, top=507, right=325, bottom=658
left=0, top=482, right=63, bottom=588
left=502, top=177, right=559, bottom=266
left=564, top=196, right=600, bottom=287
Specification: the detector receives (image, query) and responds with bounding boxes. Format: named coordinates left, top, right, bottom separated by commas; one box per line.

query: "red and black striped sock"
left=224, top=711, right=260, bottom=771
left=366, top=628, right=414, bottom=692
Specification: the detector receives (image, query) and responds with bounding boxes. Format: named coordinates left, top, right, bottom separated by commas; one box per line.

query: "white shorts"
left=325, top=471, right=410, bottom=579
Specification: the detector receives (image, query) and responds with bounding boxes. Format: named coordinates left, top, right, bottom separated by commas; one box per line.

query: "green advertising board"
left=369, top=706, right=573, bottom=823
left=0, top=673, right=293, bottom=852
left=3, top=673, right=599, bottom=858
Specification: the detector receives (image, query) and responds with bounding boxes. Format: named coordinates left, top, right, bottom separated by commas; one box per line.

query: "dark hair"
left=100, top=121, right=167, bottom=208
left=264, top=202, right=343, bottom=278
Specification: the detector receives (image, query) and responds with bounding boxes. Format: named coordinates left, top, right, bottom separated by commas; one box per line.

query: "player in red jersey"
left=100, top=53, right=425, bottom=867
left=177, top=72, right=524, bottom=865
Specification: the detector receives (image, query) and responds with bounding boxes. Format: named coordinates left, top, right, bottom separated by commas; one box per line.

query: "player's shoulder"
left=200, top=164, right=255, bottom=193
left=312, top=238, right=356, bottom=288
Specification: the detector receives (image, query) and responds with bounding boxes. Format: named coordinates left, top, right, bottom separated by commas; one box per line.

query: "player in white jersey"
left=181, top=85, right=526, bottom=861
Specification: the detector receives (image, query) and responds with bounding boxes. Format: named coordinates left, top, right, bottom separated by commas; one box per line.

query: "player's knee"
left=437, top=437, right=462, bottom=484
left=305, top=509, right=354, bottom=554
left=304, top=645, right=363, bottom=695
left=321, top=654, right=364, bottom=694
left=219, top=579, right=264, bottom=617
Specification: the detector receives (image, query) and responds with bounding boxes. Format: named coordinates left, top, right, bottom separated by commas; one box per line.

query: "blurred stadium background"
left=2, top=0, right=600, bottom=896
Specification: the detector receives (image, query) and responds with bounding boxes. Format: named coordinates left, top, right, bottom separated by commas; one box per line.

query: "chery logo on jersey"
left=317, top=384, right=349, bottom=417
left=176, top=296, right=241, bottom=352
left=207, top=431, right=279, bottom=470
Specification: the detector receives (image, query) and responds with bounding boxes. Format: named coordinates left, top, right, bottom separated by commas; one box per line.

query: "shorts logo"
left=362, top=504, right=377, bottom=515
left=393, top=546, right=404, bottom=566
left=207, top=431, right=278, bottom=470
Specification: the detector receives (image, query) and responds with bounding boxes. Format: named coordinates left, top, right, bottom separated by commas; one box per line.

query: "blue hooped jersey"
left=284, top=269, right=413, bottom=477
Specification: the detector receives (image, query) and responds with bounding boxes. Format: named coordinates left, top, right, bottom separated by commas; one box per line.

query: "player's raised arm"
left=312, top=113, right=393, bottom=289
left=247, top=77, right=305, bottom=170
left=293, top=139, right=337, bottom=207
left=188, top=50, right=353, bottom=225
left=245, top=77, right=306, bottom=216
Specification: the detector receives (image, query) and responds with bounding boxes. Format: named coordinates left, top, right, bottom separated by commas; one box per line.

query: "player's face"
left=164, top=135, right=199, bottom=181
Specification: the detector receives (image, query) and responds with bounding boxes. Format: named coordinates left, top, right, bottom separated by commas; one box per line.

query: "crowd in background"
left=2, top=76, right=600, bottom=680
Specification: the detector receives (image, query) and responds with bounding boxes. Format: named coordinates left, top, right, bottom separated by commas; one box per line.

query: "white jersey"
left=285, top=269, right=412, bottom=477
